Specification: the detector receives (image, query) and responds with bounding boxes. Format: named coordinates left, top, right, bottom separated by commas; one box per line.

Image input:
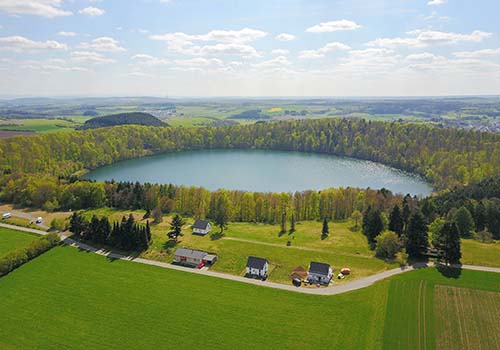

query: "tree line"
left=0, top=119, right=498, bottom=189
left=69, top=212, right=151, bottom=251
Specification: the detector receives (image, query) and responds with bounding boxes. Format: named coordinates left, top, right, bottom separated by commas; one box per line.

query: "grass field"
left=461, top=239, right=500, bottom=267
left=0, top=227, right=38, bottom=257
left=81, top=208, right=394, bottom=284
left=0, top=118, right=79, bottom=133
left=0, top=244, right=499, bottom=349
left=434, top=286, right=500, bottom=350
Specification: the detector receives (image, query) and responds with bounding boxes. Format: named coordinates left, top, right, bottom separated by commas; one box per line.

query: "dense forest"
left=0, top=119, right=498, bottom=189
left=81, top=112, right=167, bottom=129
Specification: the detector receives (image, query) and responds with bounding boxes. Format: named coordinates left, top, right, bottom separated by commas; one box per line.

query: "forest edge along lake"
left=83, top=149, right=433, bottom=196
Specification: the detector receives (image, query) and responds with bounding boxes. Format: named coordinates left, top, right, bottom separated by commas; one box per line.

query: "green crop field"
left=461, top=239, right=500, bottom=268
left=0, top=227, right=38, bottom=257
left=0, top=118, right=79, bottom=133
left=0, top=245, right=499, bottom=350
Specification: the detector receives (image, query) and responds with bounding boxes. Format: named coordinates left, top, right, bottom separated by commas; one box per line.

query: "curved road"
left=1, top=220, right=499, bottom=296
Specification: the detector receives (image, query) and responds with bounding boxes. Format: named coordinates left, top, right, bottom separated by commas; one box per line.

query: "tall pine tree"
left=440, top=222, right=461, bottom=265
left=405, top=210, right=429, bottom=259
left=388, top=205, right=404, bottom=237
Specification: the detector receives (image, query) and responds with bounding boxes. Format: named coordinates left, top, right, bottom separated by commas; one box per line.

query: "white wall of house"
left=174, top=255, right=204, bottom=265
left=193, top=223, right=212, bottom=235
left=246, top=263, right=268, bottom=277
left=307, top=268, right=333, bottom=283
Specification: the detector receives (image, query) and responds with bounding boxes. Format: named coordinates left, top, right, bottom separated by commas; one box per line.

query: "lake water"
left=84, top=149, right=432, bottom=196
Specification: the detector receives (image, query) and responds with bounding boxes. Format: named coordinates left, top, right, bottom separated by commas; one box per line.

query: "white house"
left=192, top=219, right=212, bottom=235
left=307, top=261, right=333, bottom=285
left=245, top=256, right=269, bottom=280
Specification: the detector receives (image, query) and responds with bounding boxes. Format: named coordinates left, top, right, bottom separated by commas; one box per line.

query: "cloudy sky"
left=0, top=0, right=499, bottom=97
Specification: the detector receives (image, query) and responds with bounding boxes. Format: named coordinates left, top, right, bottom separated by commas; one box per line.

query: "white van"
left=2, top=213, right=12, bottom=220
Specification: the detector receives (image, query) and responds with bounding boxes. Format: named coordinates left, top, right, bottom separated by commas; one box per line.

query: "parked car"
left=35, top=217, right=43, bottom=224
left=292, top=278, right=302, bottom=287
left=2, top=213, right=11, bottom=220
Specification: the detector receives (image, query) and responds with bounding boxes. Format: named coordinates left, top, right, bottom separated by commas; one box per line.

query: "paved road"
left=2, top=222, right=499, bottom=296
left=0, top=209, right=49, bottom=230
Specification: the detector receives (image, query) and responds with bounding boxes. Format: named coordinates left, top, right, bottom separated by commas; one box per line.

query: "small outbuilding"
left=173, top=248, right=207, bottom=267
left=245, top=256, right=269, bottom=280
left=192, top=219, right=212, bottom=235
left=307, top=261, right=333, bottom=285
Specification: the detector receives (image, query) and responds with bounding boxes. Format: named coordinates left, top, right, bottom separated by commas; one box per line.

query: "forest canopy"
left=0, top=118, right=498, bottom=190
left=81, top=112, right=167, bottom=129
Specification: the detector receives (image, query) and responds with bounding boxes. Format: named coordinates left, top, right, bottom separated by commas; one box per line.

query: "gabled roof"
left=309, top=261, right=331, bottom=275
left=174, top=248, right=207, bottom=260
left=193, top=219, right=210, bottom=230
left=246, top=256, right=268, bottom=270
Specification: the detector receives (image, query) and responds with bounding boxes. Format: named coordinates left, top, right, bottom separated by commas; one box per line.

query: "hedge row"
left=0, top=233, right=60, bottom=277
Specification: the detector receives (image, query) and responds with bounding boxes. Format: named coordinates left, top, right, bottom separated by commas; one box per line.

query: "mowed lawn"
left=461, top=239, right=500, bottom=267
left=0, top=227, right=38, bottom=257
left=382, top=268, right=500, bottom=350
left=145, top=218, right=394, bottom=284
left=0, top=246, right=388, bottom=350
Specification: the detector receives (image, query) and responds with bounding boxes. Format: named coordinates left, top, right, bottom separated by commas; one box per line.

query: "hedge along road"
left=1, top=221, right=499, bottom=296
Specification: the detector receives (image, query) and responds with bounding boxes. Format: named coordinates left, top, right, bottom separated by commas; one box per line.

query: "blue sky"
left=0, top=0, right=499, bottom=97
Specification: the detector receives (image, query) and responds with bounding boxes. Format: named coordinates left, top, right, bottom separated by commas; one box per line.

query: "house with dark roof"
left=245, top=256, right=269, bottom=280
left=307, top=261, right=333, bottom=285
left=192, top=219, right=212, bottom=235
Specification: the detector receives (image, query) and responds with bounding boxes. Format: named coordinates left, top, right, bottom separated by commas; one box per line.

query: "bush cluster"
left=0, top=233, right=60, bottom=277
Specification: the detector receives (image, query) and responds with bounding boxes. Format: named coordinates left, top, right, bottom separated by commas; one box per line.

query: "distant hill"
left=228, top=109, right=271, bottom=120
left=82, top=112, right=167, bottom=129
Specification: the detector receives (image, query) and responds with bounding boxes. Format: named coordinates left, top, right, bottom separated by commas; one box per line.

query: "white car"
left=2, top=212, right=11, bottom=219
left=35, top=217, right=43, bottom=224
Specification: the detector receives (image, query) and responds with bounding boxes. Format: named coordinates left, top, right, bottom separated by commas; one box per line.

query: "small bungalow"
left=307, top=261, right=333, bottom=285
left=192, top=219, right=212, bottom=235
left=173, top=248, right=218, bottom=268
left=245, top=256, right=269, bottom=280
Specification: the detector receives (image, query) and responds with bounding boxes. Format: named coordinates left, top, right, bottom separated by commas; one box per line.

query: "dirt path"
left=2, top=222, right=499, bottom=296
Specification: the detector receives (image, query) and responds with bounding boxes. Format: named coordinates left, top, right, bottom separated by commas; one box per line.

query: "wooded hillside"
left=81, top=112, right=167, bottom=129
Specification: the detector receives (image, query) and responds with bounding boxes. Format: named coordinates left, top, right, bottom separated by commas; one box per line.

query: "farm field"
left=0, top=244, right=499, bottom=349
left=0, top=118, right=79, bottom=133
left=0, top=227, right=38, bottom=256
left=461, top=239, right=500, bottom=268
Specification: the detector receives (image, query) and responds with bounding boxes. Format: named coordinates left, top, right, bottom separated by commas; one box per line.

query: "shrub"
left=0, top=233, right=60, bottom=277
left=395, top=249, right=409, bottom=267
left=375, top=231, right=401, bottom=259
left=474, top=229, right=494, bottom=243
left=50, top=218, right=66, bottom=231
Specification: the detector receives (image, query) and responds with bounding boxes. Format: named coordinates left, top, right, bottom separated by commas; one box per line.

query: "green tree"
left=440, top=222, right=461, bottom=265
left=454, top=206, right=474, bottom=237
left=375, top=231, right=401, bottom=259
left=168, top=214, right=185, bottom=242
left=388, top=205, right=404, bottom=236
left=474, top=201, right=486, bottom=232
left=214, top=194, right=229, bottom=233
left=321, top=217, right=329, bottom=237
left=69, top=212, right=87, bottom=239
left=289, top=213, right=296, bottom=233
left=428, top=217, right=445, bottom=246
left=280, top=212, right=287, bottom=234
left=362, top=206, right=384, bottom=244
left=405, top=211, right=429, bottom=259
left=350, top=210, right=362, bottom=230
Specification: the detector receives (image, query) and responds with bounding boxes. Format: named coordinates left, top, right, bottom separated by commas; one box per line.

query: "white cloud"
left=405, top=52, right=441, bottom=61
left=275, top=33, right=295, bottom=41
left=428, top=0, right=446, bottom=6
left=124, top=71, right=154, bottom=78
left=271, top=49, right=289, bottom=55
left=299, top=42, right=350, bottom=59
left=0, top=35, right=68, bottom=51
left=78, top=37, right=125, bottom=52
left=306, top=20, right=361, bottom=33
left=174, top=57, right=223, bottom=67
left=453, top=48, right=500, bottom=59
left=79, top=6, right=105, bottom=16
left=252, top=56, right=291, bottom=68
left=367, top=30, right=492, bottom=48
left=150, top=28, right=266, bottom=58
left=0, top=0, right=72, bottom=18
left=70, top=51, right=115, bottom=64
left=131, top=54, right=169, bottom=65
left=57, top=31, right=76, bottom=37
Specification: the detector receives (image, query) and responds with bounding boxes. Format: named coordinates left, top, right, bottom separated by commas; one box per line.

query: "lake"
left=84, top=149, right=433, bottom=196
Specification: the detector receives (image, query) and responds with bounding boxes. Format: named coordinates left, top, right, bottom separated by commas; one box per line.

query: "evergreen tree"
left=454, top=206, right=474, bottom=237
left=289, top=213, right=296, bottom=233
left=214, top=195, right=229, bottom=233
left=168, top=214, right=185, bottom=242
left=69, top=212, right=87, bottom=239
left=440, top=222, right=461, bottom=265
left=402, top=200, right=412, bottom=231
left=362, top=207, right=384, bottom=243
left=405, top=211, right=429, bottom=259
left=474, top=201, right=486, bottom=232
left=388, top=205, right=404, bottom=237
left=322, top=217, right=329, bottom=237
left=280, top=212, right=287, bottom=234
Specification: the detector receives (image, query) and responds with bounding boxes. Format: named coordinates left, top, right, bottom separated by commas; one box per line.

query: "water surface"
left=84, top=149, right=432, bottom=196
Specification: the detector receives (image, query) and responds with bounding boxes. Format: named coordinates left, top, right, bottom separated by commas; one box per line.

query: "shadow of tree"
left=210, top=232, right=224, bottom=241
left=435, top=262, right=462, bottom=279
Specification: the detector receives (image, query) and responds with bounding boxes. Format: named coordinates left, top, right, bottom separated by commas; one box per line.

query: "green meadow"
left=0, top=226, right=38, bottom=257
left=0, top=244, right=499, bottom=350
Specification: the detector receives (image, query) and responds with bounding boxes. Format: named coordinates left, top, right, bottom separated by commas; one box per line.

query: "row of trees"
left=1, top=119, right=498, bottom=189
left=69, top=212, right=151, bottom=251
